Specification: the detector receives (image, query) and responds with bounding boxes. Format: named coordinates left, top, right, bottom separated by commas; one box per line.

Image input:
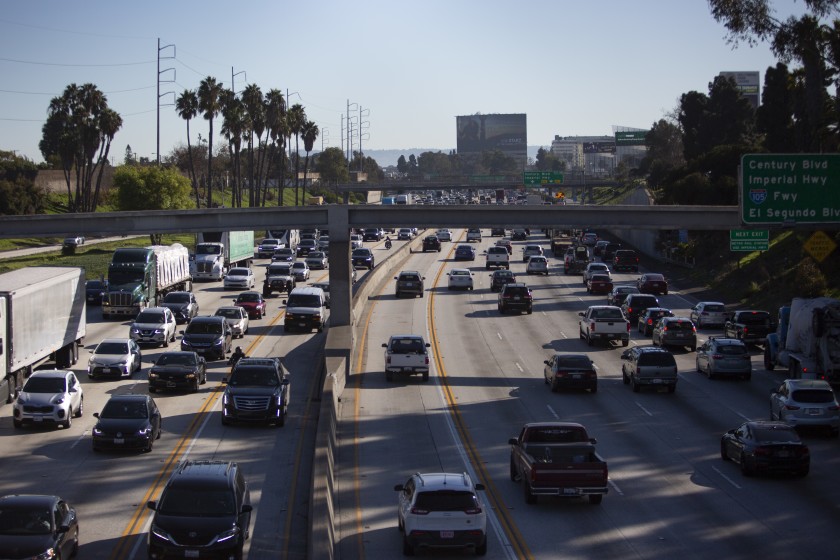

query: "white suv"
left=394, top=472, right=487, bottom=556
left=13, top=370, right=84, bottom=429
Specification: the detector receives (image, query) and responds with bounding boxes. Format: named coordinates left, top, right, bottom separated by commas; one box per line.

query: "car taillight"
left=743, top=327, right=749, bottom=335
left=627, top=307, right=634, bottom=315
left=796, top=446, right=810, bottom=457
left=753, top=447, right=772, bottom=456
left=386, top=355, right=391, bottom=365
left=410, top=507, right=429, bottom=515
left=647, top=318, right=653, bottom=325
left=626, top=322, right=631, bottom=332
left=827, top=405, right=840, bottom=411
left=464, top=507, right=482, bottom=515
left=712, top=354, right=723, bottom=359
left=784, top=404, right=801, bottom=410
left=424, top=356, right=429, bottom=365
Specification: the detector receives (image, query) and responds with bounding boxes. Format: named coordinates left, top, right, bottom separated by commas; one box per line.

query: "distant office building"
left=719, top=71, right=760, bottom=109
left=550, top=128, right=648, bottom=174
left=456, top=113, right=527, bottom=167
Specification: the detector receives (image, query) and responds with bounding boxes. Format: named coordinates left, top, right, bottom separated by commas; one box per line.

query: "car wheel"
left=145, top=437, right=153, bottom=453
left=476, top=539, right=488, bottom=556
left=510, top=457, right=521, bottom=481
left=622, top=339, right=629, bottom=347
left=192, top=379, right=200, bottom=393
left=523, top=480, right=537, bottom=504
left=403, top=537, right=415, bottom=556
left=422, top=372, right=429, bottom=382
left=631, top=376, right=640, bottom=393
left=590, top=383, right=598, bottom=393
left=696, top=359, right=702, bottom=373
left=706, top=365, right=714, bottom=380
left=13, top=419, right=22, bottom=429
left=550, top=379, right=559, bottom=393
left=742, top=373, right=751, bottom=381
left=386, top=371, right=393, bottom=382
left=720, top=442, right=729, bottom=461
left=764, top=348, right=775, bottom=371
left=690, top=343, right=697, bottom=352
left=75, top=397, right=84, bottom=418
left=741, top=457, right=754, bottom=476
left=586, top=333, right=593, bottom=346
left=62, top=415, right=72, bottom=429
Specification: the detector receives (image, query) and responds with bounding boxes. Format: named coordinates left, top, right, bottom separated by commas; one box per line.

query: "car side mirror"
left=425, top=343, right=431, bottom=348
left=382, top=343, right=388, bottom=348
left=578, top=312, right=585, bottom=317
left=93, top=412, right=100, bottom=419
left=221, top=377, right=229, bottom=384
left=147, top=500, right=157, bottom=511
left=543, top=360, right=550, bottom=365
left=394, top=484, right=405, bottom=492
left=474, top=483, right=486, bottom=491
left=508, top=438, right=519, bottom=446
left=589, top=437, right=597, bottom=444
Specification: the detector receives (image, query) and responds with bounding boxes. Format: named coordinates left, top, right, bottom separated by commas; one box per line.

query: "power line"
left=0, top=85, right=157, bottom=96
left=0, top=56, right=154, bottom=67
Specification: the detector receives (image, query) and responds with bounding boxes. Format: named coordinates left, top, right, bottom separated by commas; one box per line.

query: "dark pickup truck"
left=724, top=310, right=774, bottom=344
left=508, top=422, right=608, bottom=505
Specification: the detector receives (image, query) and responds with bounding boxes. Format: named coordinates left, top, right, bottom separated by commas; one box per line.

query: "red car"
left=637, top=273, right=669, bottom=295
left=235, top=291, right=267, bottom=319
left=587, top=274, right=613, bottom=295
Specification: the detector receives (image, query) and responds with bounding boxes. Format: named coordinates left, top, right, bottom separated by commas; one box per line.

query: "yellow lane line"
left=426, top=236, right=534, bottom=560
left=110, top=291, right=294, bottom=559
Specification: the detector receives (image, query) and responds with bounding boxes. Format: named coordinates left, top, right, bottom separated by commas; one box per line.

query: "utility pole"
left=231, top=67, right=246, bottom=95
left=358, top=106, right=370, bottom=172
left=157, top=38, right=176, bottom=165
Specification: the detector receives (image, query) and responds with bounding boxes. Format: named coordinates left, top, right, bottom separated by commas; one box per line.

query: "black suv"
left=147, top=460, right=252, bottom=559
left=422, top=235, right=441, bottom=252
left=148, top=351, right=207, bottom=393
left=180, top=316, right=232, bottom=361
left=352, top=248, right=375, bottom=269
left=621, top=294, right=660, bottom=323
left=221, top=358, right=291, bottom=427
left=394, top=270, right=425, bottom=298
left=362, top=228, right=382, bottom=242
left=602, top=242, right=622, bottom=262
left=612, top=249, right=639, bottom=272
left=498, top=283, right=533, bottom=314
left=489, top=269, right=516, bottom=292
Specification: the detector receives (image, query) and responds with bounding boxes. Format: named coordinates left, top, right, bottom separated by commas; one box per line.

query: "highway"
left=1, top=229, right=838, bottom=559
left=335, top=229, right=840, bottom=560
left=0, top=239, right=384, bottom=559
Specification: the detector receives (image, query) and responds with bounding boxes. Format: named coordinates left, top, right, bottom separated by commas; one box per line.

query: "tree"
left=397, top=154, right=408, bottom=173
left=175, top=89, right=201, bottom=207
left=241, top=84, right=265, bottom=207
left=197, top=76, right=224, bottom=208
left=220, top=91, right=246, bottom=208
left=113, top=165, right=192, bottom=243
left=39, top=83, right=122, bottom=213
left=316, top=147, right=350, bottom=185
left=264, top=89, right=288, bottom=206
left=640, top=119, right=685, bottom=191
left=301, top=120, right=319, bottom=196
left=286, top=104, right=306, bottom=205
left=0, top=150, right=45, bottom=215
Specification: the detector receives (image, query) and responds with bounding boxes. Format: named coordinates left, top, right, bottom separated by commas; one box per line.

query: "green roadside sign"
left=730, top=229, right=769, bottom=251
left=524, top=171, right=564, bottom=186
left=741, top=154, right=840, bottom=225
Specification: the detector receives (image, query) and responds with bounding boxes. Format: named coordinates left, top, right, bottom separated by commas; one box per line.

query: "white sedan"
left=436, top=229, right=452, bottom=242
left=447, top=268, right=474, bottom=291
left=224, top=267, right=256, bottom=290
left=214, top=306, right=250, bottom=338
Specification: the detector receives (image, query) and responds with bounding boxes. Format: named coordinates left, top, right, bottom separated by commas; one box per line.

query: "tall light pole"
left=156, top=38, right=176, bottom=165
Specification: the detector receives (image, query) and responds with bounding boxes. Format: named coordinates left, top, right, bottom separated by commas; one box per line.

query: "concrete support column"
left=327, top=206, right=352, bottom=327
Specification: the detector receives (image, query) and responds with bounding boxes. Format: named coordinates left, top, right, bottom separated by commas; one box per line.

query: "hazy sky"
left=0, top=0, right=804, bottom=164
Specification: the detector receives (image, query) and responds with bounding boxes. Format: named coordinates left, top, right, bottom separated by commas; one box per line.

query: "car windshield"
left=260, top=239, right=278, bottom=246
left=740, top=313, right=770, bottom=325
left=163, top=293, right=190, bottom=303
left=414, top=491, right=478, bottom=512
left=618, top=287, right=637, bottom=294
left=391, top=338, right=426, bottom=353
left=287, top=294, right=322, bottom=307
left=353, top=249, right=371, bottom=257
left=300, top=240, right=317, bottom=247
left=101, top=400, right=148, bottom=419
left=275, top=249, right=294, bottom=256
left=96, top=342, right=129, bottom=355
left=451, top=271, right=469, bottom=277
left=186, top=321, right=223, bottom=335
left=135, top=312, right=165, bottom=324
left=237, top=293, right=260, bottom=302
left=269, top=266, right=292, bottom=275
left=400, top=274, right=421, bottom=281
left=753, top=426, right=800, bottom=442
left=645, top=274, right=665, bottom=281
left=703, top=304, right=725, bottom=312
left=292, top=263, right=306, bottom=269
left=667, top=321, right=694, bottom=330
left=229, top=368, right=279, bottom=387
left=308, top=252, right=325, bottom=258
left=0, top=506, right=52, bottom=534
left=23, top=377, right=66, bottom=393
left=195, top=245, right=221, bottom=255
left=590, top=264, right=607, bottom=271
left=216, top=308, right=243, bottom=319
left=158, top=354, right=196, bottom=366
left=228, top=269, right=248, bottom=277
left=556, top=355, right=592, bottom=369
left=591, top=275, right=610, bottom=282
left=716, top=344, right=746, bottom=355
left=638, top=353, right=676, bottom=366
left=593, top=308, right=623, bottom=320
left=87, top=281, right=107, bottom=289
left=791, top=390, right=836, bottom=403
left=157, top=488, right=236, bottom=517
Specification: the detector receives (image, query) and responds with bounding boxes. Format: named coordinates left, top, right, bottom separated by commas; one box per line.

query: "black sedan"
left=351, top=248, right=375, bottom=269
left=721, top=421, right=810, bottom=477
left=543, top=353, right=597, bottom=393
left=92, top=394, right=162, bottom=452
left=0, top=494, right=79, bottom=559
left=85, top=279, right=109, bottom=305
left=454, top=244, right=476, bottom=261
left=148, top=351, right=207, bottom=393
left=607, top=285, right=639, bottom=306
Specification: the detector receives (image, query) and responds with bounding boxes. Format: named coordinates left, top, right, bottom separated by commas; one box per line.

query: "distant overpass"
left=337, top=179, right=616, bottom=194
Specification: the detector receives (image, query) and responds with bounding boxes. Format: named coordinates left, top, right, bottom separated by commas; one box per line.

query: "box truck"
left=193, top=231, right=255, bottom=281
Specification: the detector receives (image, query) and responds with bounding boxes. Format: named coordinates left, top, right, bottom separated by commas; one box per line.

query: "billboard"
left=457, top=114, right=527, bottom=161
left=582, top=141, right=616, bottom=154
left=719, top=71, right=760, bottom=108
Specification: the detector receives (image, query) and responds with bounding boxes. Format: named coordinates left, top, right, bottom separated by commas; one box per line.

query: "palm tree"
left=301, top=120, right=319, bottom=200
left=175, top=89, right=200, bottom=207
left=286, top=104, right=306, bottom=205
left=197, top=76, right=224, bottom=208
left=220, top=90, right=246, bottom=207
left=92, top=107, right=122, bottom=210
left=265, top=89, right=287, bottom=205
left=241, top=84, right=264, bottom=207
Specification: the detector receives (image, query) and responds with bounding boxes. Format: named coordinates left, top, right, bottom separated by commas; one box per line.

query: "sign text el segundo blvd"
left=741, top=154, right=840, bottom=225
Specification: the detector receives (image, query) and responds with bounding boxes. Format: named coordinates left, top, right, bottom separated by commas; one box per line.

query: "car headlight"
left=131, top=327, right=141, bottom=334
left=181, top=340, right=192, bottom=347
left=16, top=394, right=27, bottom=404
left=137, top=426, right=152, bottom=436
left=54, top=395, right=66, bottom=405
left=213, top=337, right=223, bottom=346
left=33, top=547, right=57, bottom=560
left=149, top=372, right=158, bottom=379
left=151, top=524, right=175, bottom=544
left=92, top=426, right=103, bottom=436
left=213, top=527, right=240, bottom=544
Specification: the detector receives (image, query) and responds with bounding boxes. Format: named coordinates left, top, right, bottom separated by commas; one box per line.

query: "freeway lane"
left=0, top=239, right=386, bottom=559
left=339, top=229, right=840, bottom=559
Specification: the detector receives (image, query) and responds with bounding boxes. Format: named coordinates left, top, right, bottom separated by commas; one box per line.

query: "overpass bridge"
left=1, top=203, right=745, bottom=330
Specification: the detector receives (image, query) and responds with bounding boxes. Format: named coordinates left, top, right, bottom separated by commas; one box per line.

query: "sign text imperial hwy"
left=741, top=154, right=840, bottom=225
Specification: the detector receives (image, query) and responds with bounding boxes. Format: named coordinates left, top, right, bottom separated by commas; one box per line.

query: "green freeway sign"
left=524, top=171, right=564, bottom=186
left=741, top=154, right=840, bottom=225
left=615, top=131, right=647, bottom=145
left=730, top=229, right=769, bottom=251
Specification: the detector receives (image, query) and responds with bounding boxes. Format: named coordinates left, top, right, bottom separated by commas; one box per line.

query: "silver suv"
left=394, top=472, right=487, bottom=556
left=130, top=307, right=177, bottom=347
left=13, top=370, right=84, bottom=429
left=621, top=346, right=678, bottom=393
left=770, top=379, right=840, bottom=436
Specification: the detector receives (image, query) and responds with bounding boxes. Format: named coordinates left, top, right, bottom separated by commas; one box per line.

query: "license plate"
left=674, top=333, right=685, bottom=338
left=514, top=296, right=521, bottom=301
left=572, top=374, right=581, bottom=379
left=777, top=450, right=791, bottom=458
left=404, top=282, right=414, bottom=287
left=34, top=416, right=43, bottom=422
left=114, top=438, right=124, bottom=444
left=185, top=551, right=199, bottom=558
left=652, top=379, right=663, bottom=384
left=167, top=382, right=176, bottom=388
left=299, top=322, right=307, bottom=327
left=563, top=488, right=579, bottom=495
left=807, top=408, right=822, bottom=415
left=440, top=531, right=454, bottom=539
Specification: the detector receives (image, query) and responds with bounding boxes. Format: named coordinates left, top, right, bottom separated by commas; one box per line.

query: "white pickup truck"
left=485, top=246, right=510, bottom=269
left=382, top=335, right=431, bottom=382
left=579, top=305, right=630, bottom=347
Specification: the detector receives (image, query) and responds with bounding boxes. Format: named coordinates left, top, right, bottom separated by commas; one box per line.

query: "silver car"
left=12, top=370, right=84, bottom=429
left=224, top=267, right=256, bottom=290
left=88, top=338, right=143, bottom=379
left=214, top=306, right=250, bottom=338
left=770, top=379, right=840, bottom=436
left=695, top=337, right=751, bottom=379
left=291, top=261, right=310, bottom=281
left=690, top=301, right=728, bottom=328
left=130, top=307, right=177, bottom=347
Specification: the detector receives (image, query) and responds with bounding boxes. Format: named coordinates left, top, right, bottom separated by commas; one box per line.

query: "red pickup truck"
left=508, top=422, right=609, bottom=505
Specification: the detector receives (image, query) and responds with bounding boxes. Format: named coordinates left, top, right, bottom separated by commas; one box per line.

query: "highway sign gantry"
left=524, top=171, right=564, bottom=186
left=741, top=154, right=840, bottom=225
